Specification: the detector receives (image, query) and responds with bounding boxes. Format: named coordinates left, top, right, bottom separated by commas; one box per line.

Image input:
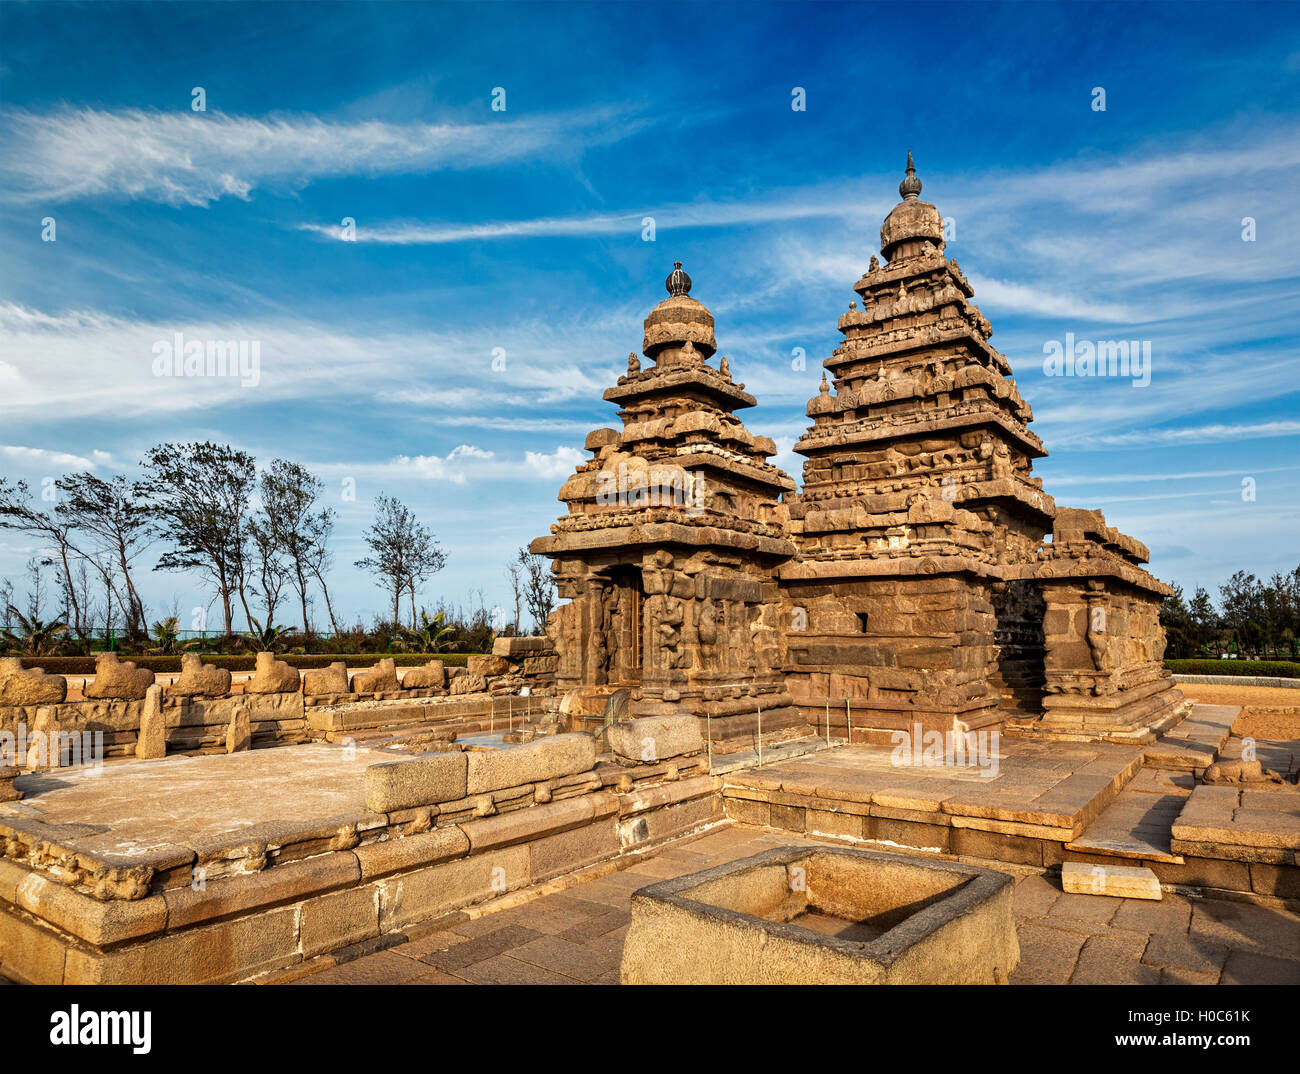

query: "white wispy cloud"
left=0, top=301, right=629, bottom=422
left=0, top=105, right=646, bottom=206
left=1084, top=420, right=1300, bottom=448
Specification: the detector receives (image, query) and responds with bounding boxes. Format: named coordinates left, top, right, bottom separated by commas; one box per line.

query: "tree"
left=141, top=442, right=257, bottom=639
left=1219, top=570, right=1264, bottom=656
left=401, top=609, right=455, bottom=653
left=255, top=460, right=337, bottom=639
left=1, top=606, right=67, bottom=656
left=246, top=511, right=291, bottom=634
left=54, top=472, right=153, bottom=641
left=0, top=477, right=86, bottom=639
left=506, top=555, right=523, bottom=634
left=1188, top=586, right=1219, bottom=655
left=1160, top=585, right=1193, bottom=659
left=517, top=547, right=555, bottom=633
left=355, top=495, right=446, bottom=627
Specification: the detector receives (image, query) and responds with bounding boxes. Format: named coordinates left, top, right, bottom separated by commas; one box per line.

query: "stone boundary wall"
left=1173, top=674, right=1300, bottom=690
left=1, top=647, right=560, bottom=766
left=0, top=723, right=716, bottom=984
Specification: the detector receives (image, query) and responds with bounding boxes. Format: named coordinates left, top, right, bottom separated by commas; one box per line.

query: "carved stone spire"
left=899, top=150, right=922, bottom=201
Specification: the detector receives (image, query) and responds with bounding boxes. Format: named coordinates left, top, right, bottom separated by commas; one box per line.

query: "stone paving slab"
left=281, top=822, right=1300, bottom=986
left=1171, top=783, right=1300, bottom=860
left=1066, top=768, right=1191, bottom=864
left=720, top=737, right=1142, bottom=838
left=1, top=744, right=390, bottom=859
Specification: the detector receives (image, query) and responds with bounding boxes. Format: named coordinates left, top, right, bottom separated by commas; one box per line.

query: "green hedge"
left=19, top=653, right=473, bottom=674
left=1165, top=658, right=1300, bottom=679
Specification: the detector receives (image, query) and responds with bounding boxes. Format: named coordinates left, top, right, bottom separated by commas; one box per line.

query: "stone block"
left=353, top=826, right=470, bottom=881
left=351, top=658, right=399, bottom=694
left=1061, top=860, right=1161, bottom=900
left=376, top=844, right=531, bottom=932
left=303, top=661, right=349, bottom=696
left=606, top=714, right=703, bottom=764
left=465, top=733, right=596, bottom=795
left=226, top=704, right=251, bottom=753
left=166, top=653, right=231, bottom=697
left=13, top=871, right=167, bottom=947
left=299, top=885, right=380, bottom=958
left=85, top=652, right=154, bottom=700
left=528, top=816, right=620, bottom=880
left=0, top=657, right=66, bottom=705
left=365, top=750, right=468, bottom=812
left=401, top=659, right=446, bottom=690
left=63, top=903, right=303, bottom=985
left=451, top=672, right=487, bottom=695
left=244, top=651, right=300, bottom=694
left=467, top=653, right=511, bottom=677
left=163, top=853, right=360, bottom=930
left=460, top=796, right=595, bottom=853
left=0, top=904, right=69, bottom=984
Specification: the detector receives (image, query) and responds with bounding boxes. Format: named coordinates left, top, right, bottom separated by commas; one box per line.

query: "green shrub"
left=1165, top=658, right=1300, bottom=678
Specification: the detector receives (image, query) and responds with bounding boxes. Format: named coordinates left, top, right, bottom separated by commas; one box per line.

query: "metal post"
left=845, top=697, right=851, bottom=745
left=825, top=699, right=831, bottom=746
left=706, top=713, right=713, bottom=775
left=757, top=704, right=763, bottom=767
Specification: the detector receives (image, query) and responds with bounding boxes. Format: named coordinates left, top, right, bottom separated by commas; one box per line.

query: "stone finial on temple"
left=899, top=150, right=922, bottom=201
left=666, top=260, right=692, bottom=296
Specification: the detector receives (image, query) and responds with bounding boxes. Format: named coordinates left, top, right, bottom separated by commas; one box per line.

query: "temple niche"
left=533, top=157, right=1185, bottom=748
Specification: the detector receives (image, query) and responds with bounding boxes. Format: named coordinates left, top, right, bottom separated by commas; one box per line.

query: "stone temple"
left=532, top=155, right=1186, bottom=747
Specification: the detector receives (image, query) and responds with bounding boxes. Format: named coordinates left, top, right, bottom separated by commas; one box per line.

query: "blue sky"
left=0, top=0, right=1297, bottom=630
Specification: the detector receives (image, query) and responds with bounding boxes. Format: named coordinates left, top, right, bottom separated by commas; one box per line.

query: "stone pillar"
left=24, top=705, right=57, bottom=770
left=137, top=683, right=167, bottom=759
left=226, top=703, right=251, bottom=754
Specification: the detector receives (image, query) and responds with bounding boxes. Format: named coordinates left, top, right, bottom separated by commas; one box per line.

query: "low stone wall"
left=0, top=692, right=309, bottom=761
left=1174, top=674, right=1300, bottom=690
left=721, top=774, right=1300, bottom=903
left=0, top=720, right=719, bottom=984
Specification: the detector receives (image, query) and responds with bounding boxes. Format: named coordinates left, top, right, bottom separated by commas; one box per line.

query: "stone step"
left=1143, top=703, right=1239, bottom=770
left=1061, top=860, right=1162, bottom=900
left=1064, top=767, right=1193, bottom=865
left=709, top=735, right=846, bottom=776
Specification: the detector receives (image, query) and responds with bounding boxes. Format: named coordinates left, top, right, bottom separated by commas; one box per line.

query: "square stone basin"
left=621, top=846, right=1019, bottom=984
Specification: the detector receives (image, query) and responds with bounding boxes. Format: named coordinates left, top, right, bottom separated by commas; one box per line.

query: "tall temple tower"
left=531, top=263, right=802, bottom=741
left=781, top=153, right=1055, bottom=735
left=779, top=155, right=1181, bottom=741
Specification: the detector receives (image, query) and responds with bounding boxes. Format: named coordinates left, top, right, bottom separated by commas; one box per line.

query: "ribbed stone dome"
left=642, top=262, right=717, bottom=358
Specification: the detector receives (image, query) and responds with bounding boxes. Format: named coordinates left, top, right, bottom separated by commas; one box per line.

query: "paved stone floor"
left=286, top=823, right=1300, bottom=985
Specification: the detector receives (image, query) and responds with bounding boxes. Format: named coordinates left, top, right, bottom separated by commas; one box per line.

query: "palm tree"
left=1, top=606, right=68, bottom=656
left=400, top=610, right=455, bottom=654
left=243, top=623, right=290, bottom=653
left=149, top=616, right=182, bottom=655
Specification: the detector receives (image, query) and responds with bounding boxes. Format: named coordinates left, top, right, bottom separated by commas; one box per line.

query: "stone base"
left=620, top=845, right=1019, bottom=984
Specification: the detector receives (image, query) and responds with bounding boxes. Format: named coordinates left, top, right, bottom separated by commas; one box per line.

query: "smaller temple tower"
left=531, top=263, right=801, bottom=743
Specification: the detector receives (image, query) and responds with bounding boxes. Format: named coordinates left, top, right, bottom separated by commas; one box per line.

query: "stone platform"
left=718, top=705, right=1300, bottom=901
left=274, top=825, right=1300, bottom=985
left=0, top=739, right=724, bottom=984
